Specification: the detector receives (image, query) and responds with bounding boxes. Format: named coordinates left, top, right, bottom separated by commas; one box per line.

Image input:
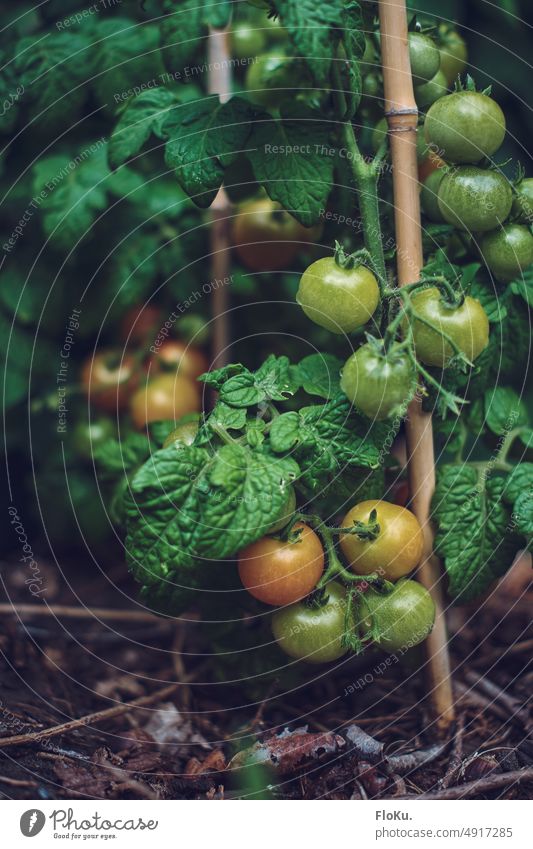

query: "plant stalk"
left=208, top=27, right=232, bottom=371
left=379, top=0, right=455, bottom=734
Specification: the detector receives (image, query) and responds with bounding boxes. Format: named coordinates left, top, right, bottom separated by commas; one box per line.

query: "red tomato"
left=81, top=349, right=140, bottom=412
left=152, top=339, right=209, bottom=381
left=120, top=304, right=162, bottom=346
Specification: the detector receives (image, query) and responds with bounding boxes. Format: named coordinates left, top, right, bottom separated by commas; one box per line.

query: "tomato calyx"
left=342, top=508, right=381, bottom=541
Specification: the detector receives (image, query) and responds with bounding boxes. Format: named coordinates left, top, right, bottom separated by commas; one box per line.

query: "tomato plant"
left=4, top=0, right=532, bottom=699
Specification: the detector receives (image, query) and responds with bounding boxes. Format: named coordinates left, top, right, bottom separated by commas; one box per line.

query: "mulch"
left=0, top=549, right=531, bottom=800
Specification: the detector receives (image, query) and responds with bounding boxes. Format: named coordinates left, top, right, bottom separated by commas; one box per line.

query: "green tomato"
left=479, top=224, right=533, bottom=282
left=162, top=414, right=200, bottom=449
left=271, top=581, right=351, bottom=664
left=359, top=580, right=435, bottom=653
left=340, top=342, right=416, bottom=420
left=437, top=166, right=513, bottom=232
left=230, top=24, right=266, bottom=59
left=420, top=168, right=446, bottom=222
left=512, top=178, right=533, bottom=224
left=408, top=286, right=489, bottom=367
left=425, top=91, right=506, bottom=164
left=414, top=70, right=448, bottom=110
left=297, top=257, right=380, bottom=334
left=261, top=15, right=288, bottom=46
left=268, top=487, right=297, bottom=534
left=245, top=52, right=308, bottom=108
left=408, top=32, right=441, bottom=84
left=72, top=417, right=116, bottom=461
left=438, top=28, right=468, bottom=86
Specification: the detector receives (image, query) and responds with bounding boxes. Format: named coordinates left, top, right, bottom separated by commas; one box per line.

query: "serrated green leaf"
left=273, top=0, right=363, bottom=86
left=108, top=88, right=178, bottom=169
left=200, top=443, right=299, bottom=556
left=159, top=0, right=207, bottom=75
left=433, top=465, right=521, bottom=602
left=125, top=445, right=207, bottom=585
left=502, top=463, right=533, bottom=505
left=246, top=105, right=334, bottom=226
left=91, top=18, right=164, bottom=112
left=484, top=387, right=529, bottom=436
left=208, top=401, right=247, bottom=431
left=94, top=433, right=151, bottom=475
left=295, top=353, right=343, bottom=398
left=220, top=355, right=296, bottom=407
left=513, top=491, right=533, bottom=538
left=511, top=267, right=533, bottom=306
left=163, top=96, right=254, bottom=206
left=13, top=31, right=91, bottom=129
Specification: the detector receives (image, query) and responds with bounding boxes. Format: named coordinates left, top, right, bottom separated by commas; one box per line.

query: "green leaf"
left=164, top=96, right=254, bottom=206
left=433, top=465, right=521, bottom=602
left=270, top=395, right=393, bottom=494
left=203, top=0, right=231, bottom=28
left=519, top=428, right=533, bottom=450
left=511, top=266, right=533, bottom=306
left=108, top=88, right=178, bottom=169
left=246, top=419, right=266, bottom=448
left=14, top=32, right=91, bottom=129
left=295, top=353, right=343, bottom=398
left=484, top=387, right=529, bottom=436
left=91, top=19, right=164, bottom=112
left=200, top=444, right=299, bottom=557
left=208, top=402, right=247, bottom=431
left=125, top=446, right=207, bottom=586
left=273, top=0, right=363, bottom=86
left=513, top=491, right=533, bottom=538
left=32, top=143, right=109, bottom=249
left=469, top=274, right=508, bottom=324
left=94, top=433, right=151, bottom=475
left=159, top=0, right=207, bottom=75
left=246, top=105, right=334, bottom=226
left=198, top=363, right=244, bottom=390
left=502, top=463, right=533, bottom=506
left=220, top=355, right=296, bottom=407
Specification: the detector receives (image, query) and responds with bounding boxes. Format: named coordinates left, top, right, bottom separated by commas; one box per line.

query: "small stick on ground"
left=0, top=682, right=179, bottom=750
left=397, top=766, right=533, bottom=800
left=0, top=603, right=165, bottom=623
left=0, top=775, right=38, bottom=788
left=464, top=671, right=531, bottom=730
left=440, top=713, right=465, bottom=789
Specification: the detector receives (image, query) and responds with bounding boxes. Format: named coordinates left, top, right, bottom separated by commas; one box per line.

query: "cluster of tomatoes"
left=420, top=88, right=533, bottom=281
left=237, top=497, right=435, bottom=663
left=80, top=305, right=207, bottom=437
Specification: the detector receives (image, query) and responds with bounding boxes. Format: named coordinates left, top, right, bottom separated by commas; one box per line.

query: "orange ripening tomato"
left=232, top=198, right=321, bottom=272
left=238, top=522, right=324, bottom=606
left=340, top=500, right=424, bottom=581
left=418, top=150, right=446, bottom=183
left=130, top=373, right=201, bottom=430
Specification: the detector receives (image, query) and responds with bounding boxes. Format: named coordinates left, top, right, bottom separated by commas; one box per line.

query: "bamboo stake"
left=378, top=0, right=455, bottom=734
left=207, top=27, right=232, bottom=369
